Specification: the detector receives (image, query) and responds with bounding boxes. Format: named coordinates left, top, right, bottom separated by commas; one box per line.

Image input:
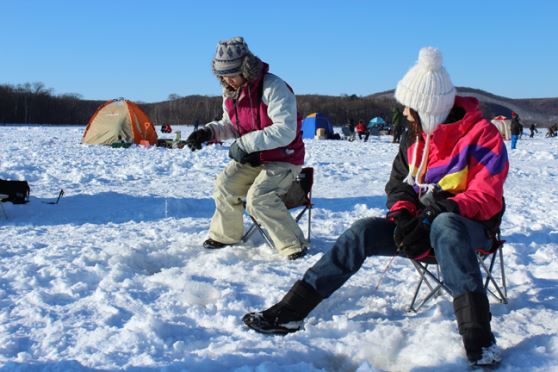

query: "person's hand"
left=388, top=208, right=432, bottom=258
left=229, top=141, right=261, bottom=166
left=388, top=209, right=418, bottom=248
left=185, top=128, right=212, bottom=151
left=394, top=210, right=434, bottom=257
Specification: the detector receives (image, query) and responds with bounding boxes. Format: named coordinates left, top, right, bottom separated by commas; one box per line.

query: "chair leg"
left=294, top=205, right=312, bottom=242
left=478, top=251, right=508, bottom=304
left=243, top=204, right=312, bottom=249
left=409, top=261, right=452, bottom=312
left=241, top=222, right=258, bottom=243
left=499, top=247, right=508, bottom=300
left=242, top=215, right=275, bottom=249
left=307, top=206, right=312, bottom=242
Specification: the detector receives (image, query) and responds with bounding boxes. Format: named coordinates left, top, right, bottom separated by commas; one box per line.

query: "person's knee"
left=245, top=190, right=277, bottom=216
left=431, top=212, right=460, bottom=230
left=345, top=218, right=382, bottom=243
left=431, top=212, right=462, bottom=239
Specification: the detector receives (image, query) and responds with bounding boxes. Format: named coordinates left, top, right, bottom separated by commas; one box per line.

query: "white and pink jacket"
left=206, top=64, right=305, bottom=165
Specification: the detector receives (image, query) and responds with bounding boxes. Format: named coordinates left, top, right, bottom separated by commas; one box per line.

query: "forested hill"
left=1, top=82, right=557, bottom=126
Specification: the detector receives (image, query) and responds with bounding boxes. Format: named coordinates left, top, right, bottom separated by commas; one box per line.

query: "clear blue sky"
left=1, top=0, right=556, bottom=102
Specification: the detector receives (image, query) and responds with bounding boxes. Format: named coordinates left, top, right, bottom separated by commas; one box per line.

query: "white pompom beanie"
left=394, top=47, right=456, bottom=189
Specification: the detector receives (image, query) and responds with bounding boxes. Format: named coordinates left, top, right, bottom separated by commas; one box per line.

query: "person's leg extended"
left=243, top=217, right=397, bottom=333
left=303, top=217, right=397, bottom=298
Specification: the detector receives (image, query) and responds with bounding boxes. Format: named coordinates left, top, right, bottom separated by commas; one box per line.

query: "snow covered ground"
left=1, top=125, right=557, bottom=371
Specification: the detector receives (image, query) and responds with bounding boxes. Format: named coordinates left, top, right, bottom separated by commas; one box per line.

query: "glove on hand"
left=185, top=128, right=212, bottom=151
left=229, top=141, right=261, bottom=166
left=389, top=208, right=433, bottom=258
left=389, top=199, right=459, bottom=257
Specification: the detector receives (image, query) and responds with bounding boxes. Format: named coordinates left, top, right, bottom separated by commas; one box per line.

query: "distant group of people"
left=342, top=110, right=406, bottom=144
left=509, top=112, right=556, bottom=149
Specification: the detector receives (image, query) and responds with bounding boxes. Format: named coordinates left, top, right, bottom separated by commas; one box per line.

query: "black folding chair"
left=241, top=167, right=314, bottom=249
left=408, top=234, right=508, bottom=312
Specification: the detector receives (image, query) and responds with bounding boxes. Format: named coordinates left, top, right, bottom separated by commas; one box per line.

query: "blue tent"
left=367, top=117, right=386, bottom=129
left=367, top=117, right=387, bottom=135
left=301, top=113, right=334, bottom=139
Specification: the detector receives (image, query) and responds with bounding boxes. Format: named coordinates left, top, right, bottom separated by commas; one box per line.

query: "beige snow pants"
left=208, top=161, right=308, bottom=257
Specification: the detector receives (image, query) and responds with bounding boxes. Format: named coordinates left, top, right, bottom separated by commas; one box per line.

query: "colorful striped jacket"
left=386, top=96, right=509, bottom=232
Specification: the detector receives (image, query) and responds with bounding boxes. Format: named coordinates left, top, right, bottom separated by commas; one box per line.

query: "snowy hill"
left=1, top=126, right=557, bottom=371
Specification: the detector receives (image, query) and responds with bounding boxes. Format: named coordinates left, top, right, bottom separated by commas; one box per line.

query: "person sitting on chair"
left=355, top=120, right=369, bottom=141
left=242, top=47, right=509, bottom=367
left=185, top=36, right=308, bottom=260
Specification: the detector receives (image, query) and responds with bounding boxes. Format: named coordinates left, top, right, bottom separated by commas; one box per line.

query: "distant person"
left=161, top=123, right=172, bottom=133
left=355, top=120, right=369, bottom=141
left=510, top=112, right=522, bottom=149
left=342, top=119, right=355, bottom=141
left=546, top=125, right=558, bottom=138
left=242, top=47, right=509, bottom=368
left=194, top=119, right=200, bottom=131
left=348, top=118, right=356, bottom=132
left=391, top=106, right=404, bottom=143
left=529, top=123, right=538, bottom=138
left=184, top=36, right=307, bottom=260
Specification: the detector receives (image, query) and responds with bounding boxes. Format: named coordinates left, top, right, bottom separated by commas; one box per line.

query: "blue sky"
left=1, top=0, right=556, bottom=102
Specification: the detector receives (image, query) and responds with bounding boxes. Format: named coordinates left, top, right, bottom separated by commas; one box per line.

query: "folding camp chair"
left=407, top=233, right=508, bottom=312
left=241, top=167, right=314, bottom=249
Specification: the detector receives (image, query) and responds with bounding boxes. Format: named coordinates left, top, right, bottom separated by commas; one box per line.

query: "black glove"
left=388, top=208, right=433, bottom=258
left=185, top=128, right=212, bottom=151
left=391, top=199, right=459, bottom=257
left=229, top=141, right=261, bottom=166
left=393, top=212, right=431, bottom=257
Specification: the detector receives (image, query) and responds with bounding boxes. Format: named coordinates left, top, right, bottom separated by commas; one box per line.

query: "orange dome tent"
left=82, top=99, right=157, bottom=145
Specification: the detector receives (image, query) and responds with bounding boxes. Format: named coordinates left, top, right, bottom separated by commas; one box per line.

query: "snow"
left=1, top=125, right=558, bottom=371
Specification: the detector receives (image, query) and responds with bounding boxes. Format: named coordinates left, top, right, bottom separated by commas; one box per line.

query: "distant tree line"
left=3, top=82, right=552, bottom=127
left=0, top=83, right=103, bottom=124
left=0, top=83, right=396, bottom=126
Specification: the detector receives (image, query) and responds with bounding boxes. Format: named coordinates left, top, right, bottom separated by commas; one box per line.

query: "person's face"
left=403, top=107, right=415, bottom=122
left=222, top=74, right=247, bottom=90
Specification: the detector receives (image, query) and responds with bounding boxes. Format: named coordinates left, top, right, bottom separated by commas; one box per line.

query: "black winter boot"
left=453, top=292, right=502, bottom=367
left=242, top=280, right=322, bottom=335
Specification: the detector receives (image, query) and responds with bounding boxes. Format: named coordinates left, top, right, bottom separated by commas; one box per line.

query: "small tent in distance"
left=491, top=115, right=511, bottom=140
left=82, top=99, right=158, bottom=145
left=301, top=113, right=334, bottom=139
left=367, top=116, right=387, bottom=135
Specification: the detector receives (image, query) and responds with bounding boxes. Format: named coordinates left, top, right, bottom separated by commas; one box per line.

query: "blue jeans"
left=303, top=212, right=493, bottom=299
left=511, top=134, right=518, bottom=149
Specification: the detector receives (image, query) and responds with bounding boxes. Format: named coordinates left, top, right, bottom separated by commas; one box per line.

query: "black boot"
left=242, top=280, right=322, bottom=335
left=453, top=292, right=502, bottom=367
left=203, top=239, right=230, bottom=249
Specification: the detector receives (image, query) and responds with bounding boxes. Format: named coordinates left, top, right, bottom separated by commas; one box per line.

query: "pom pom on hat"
left=394, top=47, right=456, bottom=135
left=418, top=46, right=444, bottom=70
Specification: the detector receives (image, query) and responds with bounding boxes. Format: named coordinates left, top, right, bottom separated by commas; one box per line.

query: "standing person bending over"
left=185, top=37, right=307, bottom=260
left=242, top=47, right=509, bottom=367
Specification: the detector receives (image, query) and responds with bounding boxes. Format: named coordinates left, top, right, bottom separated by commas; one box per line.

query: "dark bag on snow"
left=0, top=180, right=30, bottom=204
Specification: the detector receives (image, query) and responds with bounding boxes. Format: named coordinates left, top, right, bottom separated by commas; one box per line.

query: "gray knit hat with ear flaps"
left=212, top=37, right=249, bottom=77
